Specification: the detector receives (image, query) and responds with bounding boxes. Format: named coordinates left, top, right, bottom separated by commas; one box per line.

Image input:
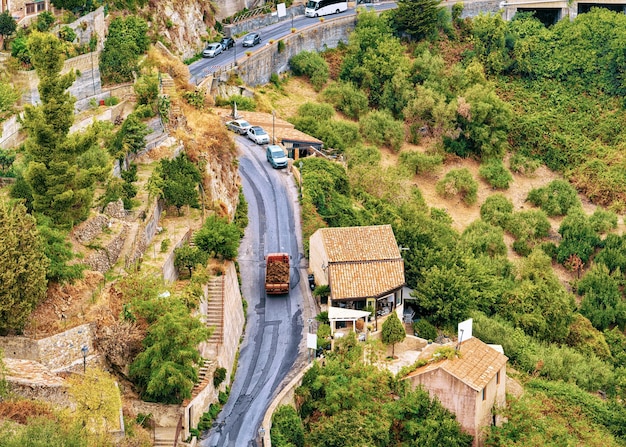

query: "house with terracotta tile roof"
left=401, top=336, right=508, bottom=447
left=309, top=225, right=405, bottom=329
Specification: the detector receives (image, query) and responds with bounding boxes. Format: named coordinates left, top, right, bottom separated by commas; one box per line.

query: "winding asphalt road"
left=201, top=136, right=308, bottom=446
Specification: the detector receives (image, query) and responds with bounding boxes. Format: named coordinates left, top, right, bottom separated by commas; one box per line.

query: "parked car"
left=247, top=126, right=270, bottom=145
left=220, top=37, right=235, bottom=50
left=225, top=119, right=253, bottom=135
left=202, top=42, right=223, bottom=58
left=242, top=33, right=261, bottom=47
left=266, top=145, right=288, bottom=169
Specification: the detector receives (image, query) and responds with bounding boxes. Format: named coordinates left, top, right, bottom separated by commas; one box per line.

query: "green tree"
left=129, top=304, right=210, bottom=404
left=381, top=311, right=406, bottom=358
left=391, top=0, right=445, bottom=41
left=37, top=219, right=85, bottom=283
left=100, top=16, right=149, bottom=84
left=35, top=11, right=55, bottom=32
left=0, top=81, right=19, bottom=118
left=359, top=109, right=405, bottom=151
left=194, top=215, right=241, bottom=260
left=0, top=199, right=49, bottom=334
left=20, top=32, right=101, bottom=227
left=271, top=405, right=305, bottom=447
left=500, top=250, right=575, bottom=342
left=289, top=51, right=330, bottom=91
left=67, top=368, right=122, bottom=436
left=0, top=11, right=17, bottom=50
left=174, top=243, right=208, bottom=277
left=149, top=154, right=202, bottom=215
left=108, top=113, right=150, bottom=162
left=447, top=83, right=512, bottom=160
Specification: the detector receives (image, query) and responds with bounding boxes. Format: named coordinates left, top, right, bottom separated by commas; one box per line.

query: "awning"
left=328, top=307, right=371, bottom=322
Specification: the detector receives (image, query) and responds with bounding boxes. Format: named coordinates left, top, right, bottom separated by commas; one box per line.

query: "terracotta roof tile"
left=404, top=337, right=508, bottom=391
left=329, top=259, right=405, bottom=299
left=319, top=225, right=401, bottom=262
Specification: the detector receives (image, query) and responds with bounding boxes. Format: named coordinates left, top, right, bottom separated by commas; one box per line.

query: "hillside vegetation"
left=264, top=5, right=626, bottom=447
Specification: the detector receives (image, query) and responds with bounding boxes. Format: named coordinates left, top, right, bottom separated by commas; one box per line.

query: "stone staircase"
left=206, top=276, right=225, bottom=344
left=190, top=358, right=214, bottom=401
left=153, top=427, right=177, bottom=447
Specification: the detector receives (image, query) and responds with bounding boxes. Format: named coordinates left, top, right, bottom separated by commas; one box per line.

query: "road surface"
left=201, top=135, right=307, bottom=446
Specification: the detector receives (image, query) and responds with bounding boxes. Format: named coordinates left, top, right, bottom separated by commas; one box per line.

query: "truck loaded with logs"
left=265, top=253, right=290, bottom=294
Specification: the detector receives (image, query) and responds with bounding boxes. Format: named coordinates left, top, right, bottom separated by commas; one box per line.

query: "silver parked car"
left=247, top=126, right=270, bottom=145
left=203, top=42, right=223, bottom=58
left=225, top=119, right=253, bottom=135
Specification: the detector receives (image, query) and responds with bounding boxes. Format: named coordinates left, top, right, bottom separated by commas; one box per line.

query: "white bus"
left=305, top=0, right=348, bottom=17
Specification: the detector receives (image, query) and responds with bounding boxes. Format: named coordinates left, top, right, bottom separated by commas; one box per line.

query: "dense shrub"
left=506, top=209, right=550, bottom=240
left=479, top=158, right=513, bottom=189
left=589, top=208, right=618, bottom=233
left=413, top=319, right=437, bottom=340
left=557, top=207, right=601, bottom=264
left=577, top=264, right=626, bottom=331
left=290, top=50, right=330, bottom=90
left=271, top=405, right=305, bottom=447
left=435, top=168, right=478, bottom=205
left=359, top=110, right=405, bottom=152
left=214, top=94, right=256, bottom=111
left=321, top=81, right=369, bottom=119
left=509, top=152, right=541, bottom=175
left=472, top=312, right=615, bottom=392
left=480, top=194, right=514, bottom=228
left=398, top=150, right=444, bottom=175
left=527, top=179, right=581, bottom=216
left=194, top=215, right=241, bottom=260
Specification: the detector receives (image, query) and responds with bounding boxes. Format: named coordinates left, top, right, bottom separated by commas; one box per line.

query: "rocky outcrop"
left=148, top=1, right=217, bottom=60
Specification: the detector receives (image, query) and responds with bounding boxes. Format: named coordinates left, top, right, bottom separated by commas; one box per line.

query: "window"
left=496, top=371, right=500, bottom=385
left=26, top=3, right=36, bottom=14
left=482, top=388, right=486, bottom=401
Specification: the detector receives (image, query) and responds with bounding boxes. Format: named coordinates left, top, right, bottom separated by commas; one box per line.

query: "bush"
left=399, top=150, right=444, bottom=175
left=506, top=209, right=551, bottom=240
left=134, top=73, right=159, bottom=108
left=321, top=81, right=369, bottom=119
left=213, top=367, right=227, bottom=388
left=100, top=16, right=149, bottom=84
left=215, top=94, right=256, bottom=111
left=58, top=25, right=76, bottom=42
left=271, top=405, right=305, bottom=447
left=194, top=215, right=241, bottom=260
left=479, top=158, right=513, bottom=189
left=509, top=152, right=541, bottom=175
left=527, top=179, right=581, bottom=216
left=359, top=110, right=405, bottom=152
left=36, top=11, right=55, bottom=32
left=435, top=168, right=478, bottom=205
left=289, top=50, right=329, bottom=90
left=296, top=102, right=334, bottom=121
left=589, top=208, right=618, bottom=233
left=413, top=319, right=437, bottom=340
left=480, top=194, right=514, bottom=228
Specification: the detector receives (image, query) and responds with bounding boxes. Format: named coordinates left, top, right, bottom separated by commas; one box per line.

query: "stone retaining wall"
left=84, top=225, right=129, bottom=273
left=236, top=15, right=355, bottom=87
left=0, top=323, right=95, bottom=370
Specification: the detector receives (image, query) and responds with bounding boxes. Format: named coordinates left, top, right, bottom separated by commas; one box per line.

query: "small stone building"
left=309, top=225, right=405, bottom=330
left=1, top=0, right=50, bottom=22
left=402, top=337, right=508, bottom=447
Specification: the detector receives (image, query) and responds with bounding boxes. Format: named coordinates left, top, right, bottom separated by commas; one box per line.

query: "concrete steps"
left=154, top=427, right=177, bottom=447
left=206, top=276, right=224, bottom=344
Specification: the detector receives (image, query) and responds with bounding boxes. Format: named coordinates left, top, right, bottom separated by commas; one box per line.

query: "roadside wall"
left=0, top=323, right=95, bottom=370
left=215, top=261, right=245, bottom=371
left=236, top=15, right=356, bottom=87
